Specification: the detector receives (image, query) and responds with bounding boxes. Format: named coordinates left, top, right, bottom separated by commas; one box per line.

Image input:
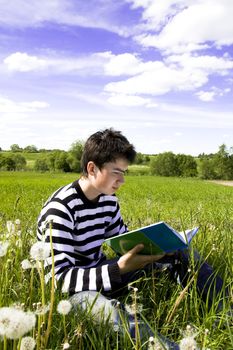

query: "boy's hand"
left=117, top=244, right=165, bottom=275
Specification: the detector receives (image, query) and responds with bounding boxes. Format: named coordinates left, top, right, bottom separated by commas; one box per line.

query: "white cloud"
left=196, top=91, right=216, bottom=102
left=103, top=52, right=233, bottom=101
left=0, top=95, right=49, bottom=113
left=3, top=51, right=110, bottom=74
left=4, top=52, right=47, bottom=72
left=107, top=93, right=151, bottom=106
left=166, top=54, right=233, bottom=73
left=104, top=62, right=208, bottom=96
left=196, top=86, right=231, bottom=102
left=133, top=0, right=233, bottom=53
left=104, top=53, right=144, bottom=76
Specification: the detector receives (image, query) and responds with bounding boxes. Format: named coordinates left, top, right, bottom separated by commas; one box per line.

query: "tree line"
left=1, top=142, right=233, bottom=180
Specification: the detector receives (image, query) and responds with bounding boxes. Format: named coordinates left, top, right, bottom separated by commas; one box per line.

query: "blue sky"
left=0, top=0, right=233, bottom=156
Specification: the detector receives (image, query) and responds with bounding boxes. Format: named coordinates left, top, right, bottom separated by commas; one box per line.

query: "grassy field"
left=0, top=172, right=232, bottom=349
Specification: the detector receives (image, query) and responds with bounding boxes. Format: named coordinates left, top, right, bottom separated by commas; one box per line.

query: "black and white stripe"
left=37, top=180, right=126, bottom=294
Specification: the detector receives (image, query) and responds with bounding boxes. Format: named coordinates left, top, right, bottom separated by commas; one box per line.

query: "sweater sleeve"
left=37, top=201, right=122, bottom=294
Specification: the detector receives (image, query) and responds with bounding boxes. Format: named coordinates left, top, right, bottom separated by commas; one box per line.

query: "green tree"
left=23, top=145, right=38, bottom=153
left=199, top=158, right=217, bottom=179
left=176, top=154, right=197, bottom=177
left=213, top=144, right=233, bottom=179
left=54, top=152, right=71, bottom=172
left=34, top=158, right=49, bottom=172
left=10, top=144, right=22, bottom=152
left=0, top=155, right=16, bottom=170
left=150, top=152, right=179, bottom=177
left=68, top=140, right=84, bottom=172
left=12, top=154, right=27, bottom=170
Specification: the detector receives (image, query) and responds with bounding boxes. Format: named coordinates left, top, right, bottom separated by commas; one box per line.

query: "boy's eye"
left=111, top=170, right=127, bottom=175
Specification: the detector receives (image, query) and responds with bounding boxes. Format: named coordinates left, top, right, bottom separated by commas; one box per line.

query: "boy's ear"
left=86, top=161, right=96, bottom=176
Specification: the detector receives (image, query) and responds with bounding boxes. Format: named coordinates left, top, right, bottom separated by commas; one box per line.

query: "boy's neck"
left=78, top=177, right=100, bottom=202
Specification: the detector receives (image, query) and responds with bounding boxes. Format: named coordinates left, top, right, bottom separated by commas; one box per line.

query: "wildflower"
left=21, top=259, right=33, bottom=270
left=125, top=302, right=143, bottom=315
left=0, top=241, right=9, bottom=257
left=57, top=300, right=72, bottom=315
left=30, top=241, right=50, bottom=261
left=179, top=336, right=199, bottom=350
left=34, top=303, right=50, bottom=316
left=6, top=221, right=15, bottom=234
left=148, top=336, right=168, bottom=350
left=15, top=219, right=21, bottom=226
left=63, top=342, right=70, bottom=349
left=179, top=325, right=199, bottom=350
left=74, top=323, right=85, bottom=338
left=20, top=336, right=36, bottom=350
left=0, top=307, right=36, bottom=339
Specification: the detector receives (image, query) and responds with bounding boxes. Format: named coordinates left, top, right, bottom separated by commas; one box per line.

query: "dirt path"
left=208, top=180, right=233, bottom=187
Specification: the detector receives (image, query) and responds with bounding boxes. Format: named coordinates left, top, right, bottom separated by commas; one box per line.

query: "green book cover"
left=105, top=221, right=199, bottom=255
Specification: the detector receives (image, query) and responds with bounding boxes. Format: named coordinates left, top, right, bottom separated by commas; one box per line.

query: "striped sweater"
left=37, top=180, right=127, bottom=294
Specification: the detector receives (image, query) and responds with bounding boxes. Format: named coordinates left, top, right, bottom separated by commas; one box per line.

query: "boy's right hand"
left=117, top=244, right=165, bottom=275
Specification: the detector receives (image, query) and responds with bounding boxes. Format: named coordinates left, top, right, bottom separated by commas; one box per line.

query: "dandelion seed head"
left=57, top=300, right=72, bottom=315
left=0, top=307, right=36, bottom=340
left=30, top=241, right=50, bottom=261
left=21, top=259, right=33, bottom=270
left=0, top=241, right=9, bottom=257
left=113, top=324, right=120, bottom=332
left=63, top=342, right=70, bottom=349
left=179, top=336, right=199, bottom=350
left=20, top=336, right=36, bottom=350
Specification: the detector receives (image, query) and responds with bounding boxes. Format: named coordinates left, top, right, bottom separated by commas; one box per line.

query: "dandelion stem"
left=44, top=220, right=55, bottom=348
left=38, top=262, right=46, bottom=324
left=3, top=336, right=7, bottom=350
left=29, top=267, right=35, bottom=308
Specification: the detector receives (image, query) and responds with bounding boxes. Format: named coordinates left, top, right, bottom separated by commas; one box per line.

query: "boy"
left=37, top=128, right=230, bottom=349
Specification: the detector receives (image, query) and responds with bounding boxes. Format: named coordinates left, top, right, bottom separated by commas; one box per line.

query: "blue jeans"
left=70, top=250, right=230, bottom=349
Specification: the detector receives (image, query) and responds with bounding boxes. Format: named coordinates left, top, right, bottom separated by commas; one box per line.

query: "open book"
left=105, top=221, right=199, bottom=255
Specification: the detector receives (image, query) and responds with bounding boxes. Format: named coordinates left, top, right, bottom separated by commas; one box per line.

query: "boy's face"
left=91, top=158, right=129, bottom=195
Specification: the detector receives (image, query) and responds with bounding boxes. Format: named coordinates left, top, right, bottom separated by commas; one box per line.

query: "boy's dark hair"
left=81, top=128, right=136, bottom=175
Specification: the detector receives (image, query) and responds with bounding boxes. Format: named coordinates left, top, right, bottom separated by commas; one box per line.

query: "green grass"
left=0, top=172, right=232, bottom=349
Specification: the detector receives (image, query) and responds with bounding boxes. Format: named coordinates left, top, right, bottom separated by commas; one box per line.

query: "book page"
left=178, top=227, right=199, bottom=244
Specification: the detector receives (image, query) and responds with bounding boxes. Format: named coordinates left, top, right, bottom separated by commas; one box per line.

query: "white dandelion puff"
left=0, top=241, right=10, bottom=257
left=0, top=307, right=36, bottom=339
left=57, top=300, right=72, bottom=315
left=179, top=336, right=199, bottom=350
left=21, top=259, right=34, bottom=270
left=20, top=336, right=36, bottom=350
left=63, top=342, right=70, bottom=349
left=113, top=324, right=120, bottom=332
left=30, top=241, right=50, bottom=261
